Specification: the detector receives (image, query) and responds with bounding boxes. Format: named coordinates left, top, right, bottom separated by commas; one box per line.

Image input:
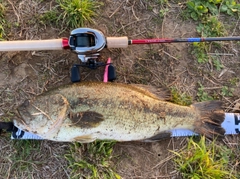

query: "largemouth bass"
left=14, top=82, right=225, bottom=142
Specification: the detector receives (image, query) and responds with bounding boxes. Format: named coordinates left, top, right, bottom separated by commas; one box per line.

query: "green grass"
left=221, top=86, right=233, bottom=97
left=186, top=0, right=240, bottom=21
left=197, top=83, right=215, bottom=101
left=65, top=140, right=121, bottom=179
left=212, top=56, right=224, bottom=71
left=196, top=16, right=226, bottom=37
left=0, top=1, right=6, bottom=40
left=185, top=0, right=240, bottom=64
left=39, top=0, right=102, bottom=29
left=170, top=88, right=192, bottom=106
left=56, top=0, right=103, bottom=28
left=191, top=41, right=225, bottom=69
left=172, top=136, right=235, bottom=179
left=197, top=83, right=234, bottom=101
left=40, top=8, right=59, bottom=26
left=9, top=140, right=42, bottom=176
left=192, top=42, right=209, bottom=63
left=229, top=77, right=239, bottom=86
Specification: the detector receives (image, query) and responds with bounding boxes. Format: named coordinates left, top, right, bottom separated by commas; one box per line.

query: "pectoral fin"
left=69, top=111, right=104, bottom=128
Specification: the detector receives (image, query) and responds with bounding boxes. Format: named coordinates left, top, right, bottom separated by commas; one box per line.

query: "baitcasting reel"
left=68, top=28, right=116, bottom=83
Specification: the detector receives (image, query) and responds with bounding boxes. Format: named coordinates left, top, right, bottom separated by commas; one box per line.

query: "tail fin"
left=192, top=101, right=225, bottom=139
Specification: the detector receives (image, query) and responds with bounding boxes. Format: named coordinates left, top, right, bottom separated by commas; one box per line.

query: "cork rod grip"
left=106, top=37, right=129, bottom=48
left=0, top=39, right=64, bottom=51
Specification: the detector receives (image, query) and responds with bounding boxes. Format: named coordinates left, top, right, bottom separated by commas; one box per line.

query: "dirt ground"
left=1, top=0, right=240, bottom=178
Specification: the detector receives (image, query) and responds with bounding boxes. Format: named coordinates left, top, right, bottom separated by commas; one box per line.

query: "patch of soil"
left=1, top=0, right=240, bottom=178
left=112, top=138, right=186, bottom=179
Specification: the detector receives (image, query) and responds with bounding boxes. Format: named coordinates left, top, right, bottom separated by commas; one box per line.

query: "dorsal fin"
left=130, top=84, right=172, bottom=101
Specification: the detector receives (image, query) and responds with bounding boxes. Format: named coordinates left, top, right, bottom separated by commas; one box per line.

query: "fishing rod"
left=1, top=28, right=240, bottom=82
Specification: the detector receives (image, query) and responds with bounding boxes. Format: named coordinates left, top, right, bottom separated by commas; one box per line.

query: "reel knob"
left=71, top=65, right=81, bottom=82
left=108, top=65, right=116, bottom=81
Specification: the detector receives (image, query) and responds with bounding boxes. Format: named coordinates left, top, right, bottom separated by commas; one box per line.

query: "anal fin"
left=142, top=132, right=171, bottom=142
left=73, top=135, right=96, bottom=143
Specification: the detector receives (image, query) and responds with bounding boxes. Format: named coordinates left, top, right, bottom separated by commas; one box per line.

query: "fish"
left=13, top=82, right=225, bottom=142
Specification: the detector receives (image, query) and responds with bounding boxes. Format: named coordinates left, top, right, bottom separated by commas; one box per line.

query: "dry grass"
left=0, top=137, right=70, bottom=178
left=0, top=0, right=240, bottom=178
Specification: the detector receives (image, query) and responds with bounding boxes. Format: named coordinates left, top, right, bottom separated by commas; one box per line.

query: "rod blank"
left=130, top=37, right=240, bottom=44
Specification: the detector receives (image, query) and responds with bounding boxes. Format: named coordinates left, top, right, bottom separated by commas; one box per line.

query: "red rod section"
left=131, top=38, right=174, bottom=44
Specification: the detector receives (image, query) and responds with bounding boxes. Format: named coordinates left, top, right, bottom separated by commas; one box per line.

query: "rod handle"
left=0, top=39, right=66, bottom=51
left=106, top=37, right=128, bottom=48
